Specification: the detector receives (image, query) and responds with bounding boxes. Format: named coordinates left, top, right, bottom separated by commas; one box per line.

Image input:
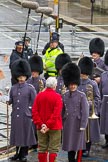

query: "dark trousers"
left=68, top=151, right=76, bottom=162
left=105, top=134, right=108, bottom=143
left=16, top=146, right=28, bottom=158
left=86, top=141, right=91, bottom=151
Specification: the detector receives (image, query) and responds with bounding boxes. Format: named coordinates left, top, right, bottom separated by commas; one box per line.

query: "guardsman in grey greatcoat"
left=89, top=37, right=106, bottom=71
left=27, top=55, right=45, bottom=150
left=8, top=59, right=36, bottom=162
left=100, top=50, right=108, bottom=149
left=55, top=53, right=71, bottom=94
left=78, top=57, right=101, bottom=157
left=62, top=63, right=89, bottom=162
left=89, top=38, right=106, bottom=84
left=27, top=55, right=46, bottom=93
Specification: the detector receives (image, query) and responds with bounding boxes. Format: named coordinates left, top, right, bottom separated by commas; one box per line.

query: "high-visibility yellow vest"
left=43, top=47, right=63, bottom=76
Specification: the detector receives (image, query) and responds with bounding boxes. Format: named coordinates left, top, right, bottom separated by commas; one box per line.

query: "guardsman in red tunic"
left=32, top=77, right=63, bottom=162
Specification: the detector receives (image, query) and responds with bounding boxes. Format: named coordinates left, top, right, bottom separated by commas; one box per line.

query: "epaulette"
left=28, top=84, right=35, bottom=89
left=103, top=71, right=107, bottom=74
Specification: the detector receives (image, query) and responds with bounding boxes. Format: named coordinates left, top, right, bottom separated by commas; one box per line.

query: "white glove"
left=80, top=128, right=85, bottom=131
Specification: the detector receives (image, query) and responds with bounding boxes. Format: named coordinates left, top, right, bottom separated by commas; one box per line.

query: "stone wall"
left=95, top=0, right=108, bottom=13
left=81, top=0, right=108, bottom=13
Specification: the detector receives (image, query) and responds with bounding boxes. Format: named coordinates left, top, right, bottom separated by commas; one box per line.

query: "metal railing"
left=0, top=24, right=108, bottom=59
left=70, top=24, right=108, bottom=58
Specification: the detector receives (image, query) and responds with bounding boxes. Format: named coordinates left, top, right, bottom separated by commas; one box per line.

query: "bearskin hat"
left=62, top=62, right=80, bottom=87
left=78, top=56, right=93, bottom=75
left=89, top=38, right=105, bottom=57
left=55, top=53, right=71, bottom=71
left=29, top=55, right=43, bottom=74
left=104, top=50, right=108, bottom=66
left=11, top=59, right=31, bottom=80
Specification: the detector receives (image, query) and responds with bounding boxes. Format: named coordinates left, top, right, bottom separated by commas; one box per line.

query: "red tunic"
left=32, top=88, right=63, bottom=130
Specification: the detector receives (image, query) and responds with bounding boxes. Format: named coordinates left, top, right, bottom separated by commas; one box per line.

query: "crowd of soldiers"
left=7, top=33, right=108, bottom=162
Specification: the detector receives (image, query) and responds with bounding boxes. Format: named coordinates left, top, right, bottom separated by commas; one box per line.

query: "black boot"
left=102, top=143, right=108, bottom=149
left=82, top=150, right=89, bottom=157
left=102, top=134, right=108, bottom=149
left=9, top=147, right=20, bottom=160
left=18, top=146, right=28, bottom=162
left=68, top=151, right=76, bottom=162
left=82, top=142, right=91, bottom=157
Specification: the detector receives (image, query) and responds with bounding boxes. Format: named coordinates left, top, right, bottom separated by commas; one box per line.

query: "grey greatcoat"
left=9, top=82, right=37, bottom=146
left=62, top=90, right=89, bottom=151
left=94, top=58, right=107, bottom=71
left=27, top=76, right=46, bottom=93
left=56, top=76, right=64, bottom=94
left=78, top=78, right=101, bottom=142
left=99, top=71, right=108, bottom=134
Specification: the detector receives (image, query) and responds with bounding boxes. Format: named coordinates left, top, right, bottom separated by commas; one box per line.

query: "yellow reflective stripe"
left=47, top=72, right=57, bottom=76
left=47, top=67, right=56, bottom=71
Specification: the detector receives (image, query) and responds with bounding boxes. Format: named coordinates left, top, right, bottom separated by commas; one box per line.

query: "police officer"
left=8, top=59, right=36, bottom=162
left=42, top=32, right=64, bottom=55
left=9, top=41, right=27, bottom=85
left=43, top=36, right=63, bottom=79
left=9, top=41, right=25, bottom=69
left=22, top=37, right=33, bottom=60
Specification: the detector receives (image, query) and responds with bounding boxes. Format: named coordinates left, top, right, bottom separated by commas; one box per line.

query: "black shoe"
left=29, top=145, right=37, bottom=151
left=19, top=157, right=27, bottom=162
left=9, top=154, right=19, bottom=160
left=82, top=151, right=89, bottom=157
left=102, top=143, right=108, bottom=149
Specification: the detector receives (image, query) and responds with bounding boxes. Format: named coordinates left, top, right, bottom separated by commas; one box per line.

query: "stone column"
left=101, top=0, right=108, bottom=9
left=95, top=0, right=108, bottom=12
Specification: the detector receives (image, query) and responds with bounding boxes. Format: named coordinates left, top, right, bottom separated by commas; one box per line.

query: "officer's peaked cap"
left=52, top=32, right=59, bottom=37
left=22, top=37, right=31, bottom=41
left=15, top=41, right=23, bottom=46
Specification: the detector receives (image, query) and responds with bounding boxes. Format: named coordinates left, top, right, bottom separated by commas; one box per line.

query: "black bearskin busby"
left=11, top=59, right=31, bottom=80
left=89, top=38, right=105, bottom=57
left=55, top=53, right=71, bottom=72
left=78, top=56, right=93, bottom=75
left=29, top=55, right=43, bottom=74
left=104, top=50, right=108, bottom=66
left=62, top=62, right=80, bottom=87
